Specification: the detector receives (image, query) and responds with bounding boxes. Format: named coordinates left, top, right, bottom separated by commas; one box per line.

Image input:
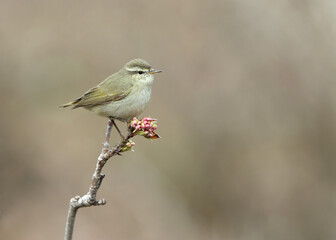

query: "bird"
left=59, top=59, right=162, bottom=138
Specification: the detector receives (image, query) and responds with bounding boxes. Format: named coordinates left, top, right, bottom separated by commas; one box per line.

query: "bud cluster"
left=130, top=117, right=160, bottom=139
left=121, top=140, right=135, bottom=152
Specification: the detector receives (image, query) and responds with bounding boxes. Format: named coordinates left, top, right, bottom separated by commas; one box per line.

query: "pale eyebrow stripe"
left=125, top=67, right=150, bottom=72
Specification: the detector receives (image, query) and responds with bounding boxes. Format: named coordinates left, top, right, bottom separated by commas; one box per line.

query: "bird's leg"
left=111, top=119, right=125, bottom=140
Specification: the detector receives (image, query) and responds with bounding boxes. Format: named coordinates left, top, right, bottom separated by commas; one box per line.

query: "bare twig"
left=64, top=120, right=135, bottom=240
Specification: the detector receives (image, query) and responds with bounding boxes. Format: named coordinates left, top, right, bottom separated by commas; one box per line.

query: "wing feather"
left=59, top=71, right=133, bottom=109
left=72, top=87, right=126, bottom=108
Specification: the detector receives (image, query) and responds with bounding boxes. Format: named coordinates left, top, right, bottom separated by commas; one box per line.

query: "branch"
left=64, top=120, right=135, bottom=240
left=64, top=117, right=159, bottom=240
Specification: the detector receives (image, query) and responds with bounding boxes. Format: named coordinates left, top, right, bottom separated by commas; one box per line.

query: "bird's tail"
left=58, top=97, right=81, bottom=108
left=58, top=102, right=73, bottom=108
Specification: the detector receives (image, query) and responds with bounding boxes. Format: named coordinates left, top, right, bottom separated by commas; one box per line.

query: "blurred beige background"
left=1, top=0, right=336, bottom=239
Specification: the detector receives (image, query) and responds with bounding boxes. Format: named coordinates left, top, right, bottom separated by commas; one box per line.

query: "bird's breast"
left=91, top=82, right=153, bottom=121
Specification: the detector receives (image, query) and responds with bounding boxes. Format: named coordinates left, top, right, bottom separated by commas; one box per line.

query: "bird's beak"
left=149, top=69, right=163, bottom=74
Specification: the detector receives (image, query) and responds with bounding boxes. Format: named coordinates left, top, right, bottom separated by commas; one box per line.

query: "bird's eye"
left=138, top=71, right=144, bottom=74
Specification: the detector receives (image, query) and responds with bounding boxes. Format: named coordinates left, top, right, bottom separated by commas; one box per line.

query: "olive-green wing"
left=59, top=72, right=133, bottom=109
left=71, top=86, right=129, bottom=109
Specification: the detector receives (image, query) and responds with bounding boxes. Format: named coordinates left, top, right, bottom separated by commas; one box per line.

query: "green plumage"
left=59, top=59, right=161, bottom=121
left=59, top=68, right=133, bottom=109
